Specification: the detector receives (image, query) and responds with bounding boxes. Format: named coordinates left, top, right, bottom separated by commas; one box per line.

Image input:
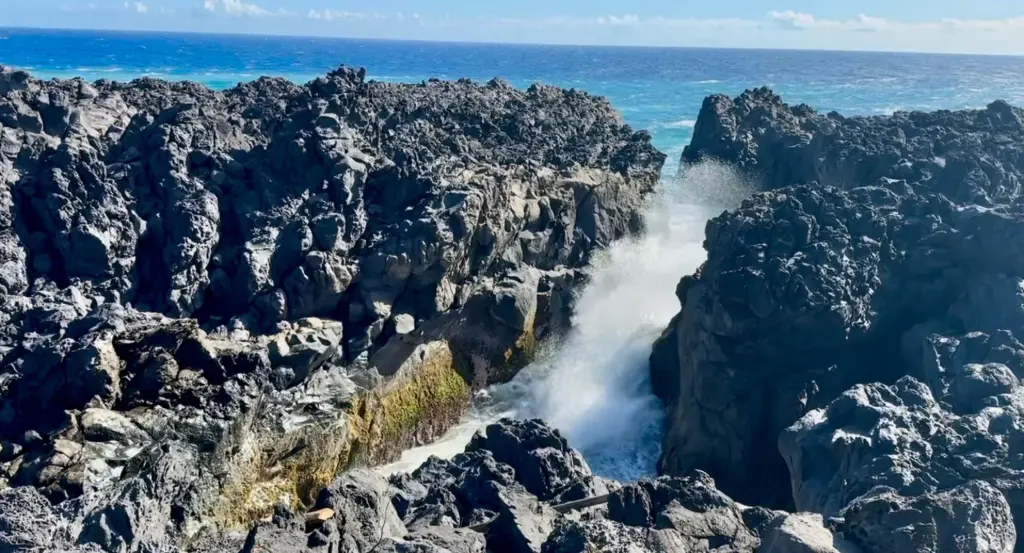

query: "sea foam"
left=379, top=161, right=752, bottom=480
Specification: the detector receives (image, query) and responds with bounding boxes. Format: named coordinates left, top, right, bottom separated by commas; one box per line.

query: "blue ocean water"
left=4, top=28, right=1024, bottom=164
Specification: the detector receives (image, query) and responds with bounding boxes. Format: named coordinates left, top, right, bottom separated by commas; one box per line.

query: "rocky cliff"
left=653, top=87, right=1024, bottom=550
left=0, top=64, right=664, bottom=547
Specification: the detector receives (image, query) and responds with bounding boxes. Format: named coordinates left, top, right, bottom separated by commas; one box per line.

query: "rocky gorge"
left=3, top=61, right=1024, bottom=553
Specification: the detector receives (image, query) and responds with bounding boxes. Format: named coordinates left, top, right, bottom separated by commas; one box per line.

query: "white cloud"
left=465, top=10, right=1024, bottom=37
left=307, top=10, right=398, bottom=22
left=308, top=9, right=366, bottom=21
left=595, top=14, right=640, bottom=26
left=767, top=10, right=818, bottom=30
left=203, top=0, right=270, bottom=17
left=476, top=14, right=756, bottom=31
left=939, top=17, right=1024, bottom=31
left=134, top=2, right=148, bottom=13
left=766, top=11, right=1024, bottom=34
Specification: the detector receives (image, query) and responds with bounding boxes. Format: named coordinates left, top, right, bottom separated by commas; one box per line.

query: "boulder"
left=780, top=375, right=1024, bottom=550
left=608, top=471, right=758, bottom=551
left=759, top=514, right=862, bottom=553
left=836, top=482, right=1014, bottom=553
left=466, top=419, right=592, bottom=501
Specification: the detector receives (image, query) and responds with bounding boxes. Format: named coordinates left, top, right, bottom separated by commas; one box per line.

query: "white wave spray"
left=379, top=161, right=752, bottom=481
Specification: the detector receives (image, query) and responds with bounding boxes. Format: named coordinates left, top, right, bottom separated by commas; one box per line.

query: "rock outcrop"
left=0, top=65, right=664, bottom=548
left=652, top=88, right=1024, bottom=549
left=2, top=418, right=869, bottom=552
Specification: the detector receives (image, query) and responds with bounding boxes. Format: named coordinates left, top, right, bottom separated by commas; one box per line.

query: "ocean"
left=5, top=27, right=1024, bottom=481
left=5, top=28, right=1024, bottom=166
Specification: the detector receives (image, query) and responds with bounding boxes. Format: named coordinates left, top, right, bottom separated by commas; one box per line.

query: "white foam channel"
left=378, top=162, right=752, bottom=481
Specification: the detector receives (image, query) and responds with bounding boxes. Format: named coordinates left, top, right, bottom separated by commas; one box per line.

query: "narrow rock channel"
left=379, top=161, right=753, bottom=482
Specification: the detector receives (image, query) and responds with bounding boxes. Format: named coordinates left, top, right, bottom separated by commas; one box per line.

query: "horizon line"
left=2, top=25, right=1023, bottom=59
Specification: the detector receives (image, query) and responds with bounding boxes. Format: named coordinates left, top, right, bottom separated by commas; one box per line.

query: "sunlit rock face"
left=0, top=64, right=663, bottom=549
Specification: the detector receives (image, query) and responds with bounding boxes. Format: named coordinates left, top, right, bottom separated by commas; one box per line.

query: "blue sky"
left=3, top=0, right=1024, bottom=53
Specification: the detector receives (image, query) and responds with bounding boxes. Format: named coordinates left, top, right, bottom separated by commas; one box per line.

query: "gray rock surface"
left=653, top=88, right=1024, bottom=502
left=781, top=376, right=1022, bottom=552
left=229, top=419, right=850, bottom=553
left=835, top=481, right=1014, bottom=553
left=0, top=66, right=663, bottom=552
left=760, top=513, right=862, bottom=553
left=652, top=88, right=1024, bottom=552
left=683, top=87, right=1024, bottom=203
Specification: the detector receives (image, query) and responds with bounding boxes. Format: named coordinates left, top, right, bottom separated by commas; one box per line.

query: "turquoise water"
left=4, top=28, right=1024, bottom=164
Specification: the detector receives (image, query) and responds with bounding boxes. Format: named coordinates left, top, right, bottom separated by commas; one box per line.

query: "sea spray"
left=379, top=161, right=753, bottom=480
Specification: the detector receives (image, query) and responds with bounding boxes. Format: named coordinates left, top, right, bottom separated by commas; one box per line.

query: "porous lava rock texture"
left=1, top=419, right=864, bottom=552
left=652, top=87, right=1024, bottom=551
left=0, top=64, right=664, bottom=548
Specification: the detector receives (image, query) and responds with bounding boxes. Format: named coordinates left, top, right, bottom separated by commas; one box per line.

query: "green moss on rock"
left=353, top=340, right=472, bottom=466
left=215, top=415, right=357, bottom=528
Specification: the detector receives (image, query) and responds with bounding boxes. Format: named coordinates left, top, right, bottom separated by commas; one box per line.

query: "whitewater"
left=379, top=162, right=752, bottom=481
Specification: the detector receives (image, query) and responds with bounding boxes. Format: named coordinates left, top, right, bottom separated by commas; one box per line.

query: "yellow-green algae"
left=211, top=323, right=539, bottom=527
left=353, top=340, right=472, bottom=466
left=493, top=311, right=539, bottom=384
left=215, top=414, right=357, bottom=528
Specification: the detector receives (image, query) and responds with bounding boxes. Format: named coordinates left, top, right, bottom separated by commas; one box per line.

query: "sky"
left=3, top=0, right=1024, bottom=54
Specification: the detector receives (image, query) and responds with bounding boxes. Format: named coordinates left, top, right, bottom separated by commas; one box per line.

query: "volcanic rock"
left=653, top=88, right=1024, bottom=507
left=0, top=64, right=663, bottom=551
left=653, top=88, right=1024, bottom=551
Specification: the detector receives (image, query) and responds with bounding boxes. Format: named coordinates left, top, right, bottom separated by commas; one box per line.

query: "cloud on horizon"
left=765, top=10, right=1024, bottom=33
left=202, top=0, right=271, bottom=17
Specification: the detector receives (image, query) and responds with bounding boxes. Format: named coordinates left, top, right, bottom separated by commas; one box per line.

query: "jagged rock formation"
left=0, top=65, right=664, bottom=547
left=0, top=418, right=870, bottom=552
left=651, top=87, right=1024, bottom=551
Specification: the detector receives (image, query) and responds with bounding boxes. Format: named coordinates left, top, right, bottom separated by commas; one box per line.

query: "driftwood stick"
left=552, top=493, right=611, bottom=513
left=305, top=508, right=336, bottom=530
left=467, top=493, right=613, bottom=533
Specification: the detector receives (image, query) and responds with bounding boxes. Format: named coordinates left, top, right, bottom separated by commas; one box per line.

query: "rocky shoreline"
left=653, top=88, right=1024, bottom=551
left=3, top=64, right=1024, bottom=553
left=0, top=65, right=663, bottom=551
